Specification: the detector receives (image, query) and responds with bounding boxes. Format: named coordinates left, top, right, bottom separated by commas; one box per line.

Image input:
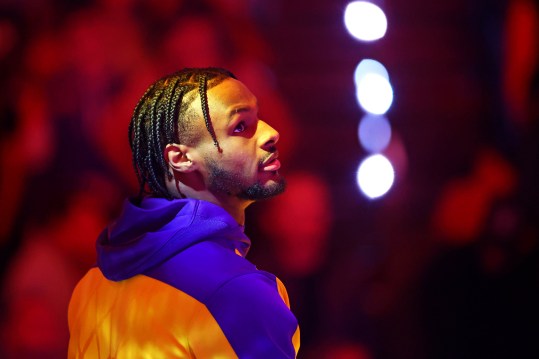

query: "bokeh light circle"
left=356, top=73, right=394, bottom=115
left=356, top=154, right=395, bottom=199
left=344, top=1, right=388, bottom=41
left=354, top=58, right=389, bottom=87
left=358, top=114, right=392, bottom=152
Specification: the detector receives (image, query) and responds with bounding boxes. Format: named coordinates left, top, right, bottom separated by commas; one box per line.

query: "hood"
left=97, top=197, right=250, bottom=281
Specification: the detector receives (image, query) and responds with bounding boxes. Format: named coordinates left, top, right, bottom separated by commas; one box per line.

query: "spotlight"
left=356, top=154, right=395, bottom=199
left=344, top=1, right=388, bottom=42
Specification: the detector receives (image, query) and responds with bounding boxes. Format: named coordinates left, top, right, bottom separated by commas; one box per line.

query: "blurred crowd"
left=1, top=0, right=539, bottom=358
left=0, top=0, right=327, bottom=357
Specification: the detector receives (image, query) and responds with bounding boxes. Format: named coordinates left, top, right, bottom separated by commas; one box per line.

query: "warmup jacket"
left=68, top=197, right=300, bottom=358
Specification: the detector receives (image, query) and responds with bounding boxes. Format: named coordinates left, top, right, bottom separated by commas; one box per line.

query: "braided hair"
left=128, top=67, right=236, bottom=200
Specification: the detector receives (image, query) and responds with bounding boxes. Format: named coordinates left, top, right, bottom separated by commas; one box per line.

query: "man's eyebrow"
left=227, top=104, right=259, bottom=123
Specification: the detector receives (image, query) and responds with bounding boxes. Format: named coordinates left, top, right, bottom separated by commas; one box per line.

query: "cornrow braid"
left=163, top=79, right=182, bottom=180
left=146, top=86, right=170, bottom=197
left=132, top=111, right=149, bottom=199
left=128, top=67, right=236, bottom=200
left=164, top=79, right=182, bottom=145
left=129, top=81, right=160, bottom=198
left=198, top=74, right=222, bottom=152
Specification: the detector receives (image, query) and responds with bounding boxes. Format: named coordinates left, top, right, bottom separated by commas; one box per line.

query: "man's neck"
left=166, top=179, right=251, bottom=225
left=216, top=201, right=246, bottom=226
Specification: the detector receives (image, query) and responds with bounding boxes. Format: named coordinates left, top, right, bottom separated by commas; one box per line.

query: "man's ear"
left=164, top=143, right=198, bottom=173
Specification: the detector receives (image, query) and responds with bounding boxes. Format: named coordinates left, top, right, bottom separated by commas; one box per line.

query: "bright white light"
left=354, top=59, right=389, bottom=87
left=356, top=73, right=393, bottom=115
left=344, top=1, right=387, bottom=42
left=358, top=114, right=392, bottom=152
left=356, top=154, right=395, bottom=199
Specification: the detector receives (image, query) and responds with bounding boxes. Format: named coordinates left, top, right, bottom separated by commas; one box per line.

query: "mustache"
left=258, top=148, right=278, bottom=167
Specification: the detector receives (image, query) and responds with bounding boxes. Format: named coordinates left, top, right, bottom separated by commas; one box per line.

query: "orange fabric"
left=276, top=277, right=300, bottom=355
left=68, top=268, right=238, bottom=358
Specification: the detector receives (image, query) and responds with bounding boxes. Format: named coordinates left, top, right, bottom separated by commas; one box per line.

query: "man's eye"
left=233, top=122, right=246, bottom=133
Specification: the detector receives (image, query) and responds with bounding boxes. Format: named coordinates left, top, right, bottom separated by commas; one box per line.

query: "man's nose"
left=259, top=120, right=280, bottom=150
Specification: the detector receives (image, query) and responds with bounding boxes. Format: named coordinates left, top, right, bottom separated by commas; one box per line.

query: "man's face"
left=190, top=78, right=285, bottom=202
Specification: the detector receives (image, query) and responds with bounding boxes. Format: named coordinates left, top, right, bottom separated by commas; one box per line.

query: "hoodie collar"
left=97, top=197, right=250, bottom=281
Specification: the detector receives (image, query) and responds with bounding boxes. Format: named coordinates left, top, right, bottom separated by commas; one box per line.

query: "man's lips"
left=260, top=152, right=281, bottom=172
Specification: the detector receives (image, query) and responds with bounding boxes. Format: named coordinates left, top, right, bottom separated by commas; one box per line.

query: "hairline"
left=178, top=76, right=234, bottom=146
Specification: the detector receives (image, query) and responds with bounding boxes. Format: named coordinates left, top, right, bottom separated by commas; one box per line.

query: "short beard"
left=206, top=158, right=286, bottom=201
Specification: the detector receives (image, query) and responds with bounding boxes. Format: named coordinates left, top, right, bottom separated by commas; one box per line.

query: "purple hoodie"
left=97, top=197, right=250, bottom=281
left=70, top=196, right=300, bottom=358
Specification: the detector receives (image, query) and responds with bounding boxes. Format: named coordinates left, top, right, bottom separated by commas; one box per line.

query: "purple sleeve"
left=205, top=272, right=299, bottom=359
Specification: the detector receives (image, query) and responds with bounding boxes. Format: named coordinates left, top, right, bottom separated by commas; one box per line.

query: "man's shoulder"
left=144, top=240, right=272, bottom=303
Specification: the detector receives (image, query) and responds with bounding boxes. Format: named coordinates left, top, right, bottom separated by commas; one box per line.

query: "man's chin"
left=240, top=177, right=286, bottom=201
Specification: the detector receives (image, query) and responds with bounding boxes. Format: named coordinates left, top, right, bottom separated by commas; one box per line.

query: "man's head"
left=129, top=67, right=285, bottom=207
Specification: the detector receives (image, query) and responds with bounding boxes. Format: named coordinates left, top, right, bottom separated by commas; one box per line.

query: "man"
left=68, top=68, right=300, bottom=358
